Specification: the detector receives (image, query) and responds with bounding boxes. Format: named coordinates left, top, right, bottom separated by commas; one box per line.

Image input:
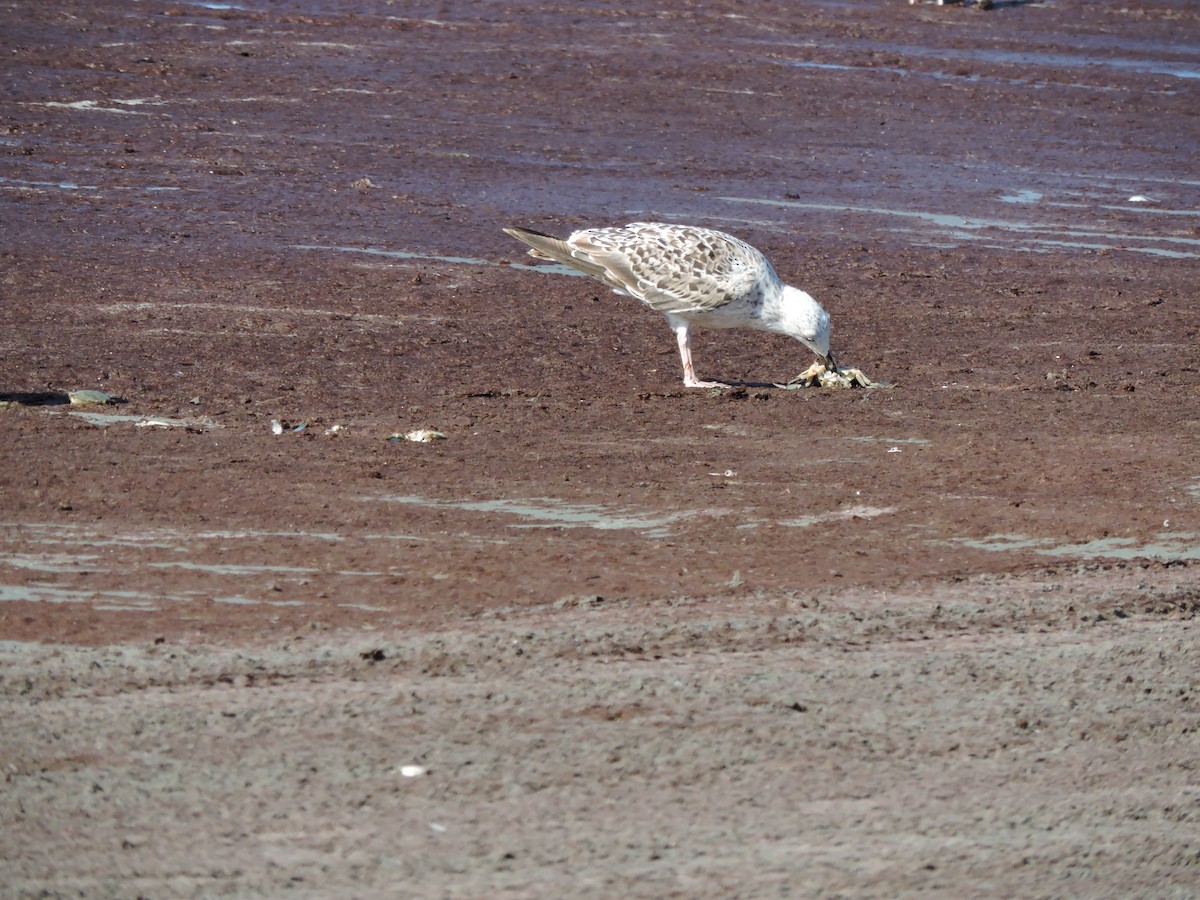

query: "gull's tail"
left=503, top=226, right=609, bottom=280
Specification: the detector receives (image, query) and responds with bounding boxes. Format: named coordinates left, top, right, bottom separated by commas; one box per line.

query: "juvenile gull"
left=504, top=223, right=834, bottom=388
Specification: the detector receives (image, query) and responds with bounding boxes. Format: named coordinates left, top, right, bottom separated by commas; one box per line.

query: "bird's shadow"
left=717, top=380, right=796, bottom=391
left=0, top=391, right=128, bottom=407
left=0, top=391, right=73, bottom=407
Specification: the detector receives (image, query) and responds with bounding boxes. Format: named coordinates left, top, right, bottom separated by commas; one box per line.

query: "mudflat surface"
left=2, top=0, right=1199, bottom=896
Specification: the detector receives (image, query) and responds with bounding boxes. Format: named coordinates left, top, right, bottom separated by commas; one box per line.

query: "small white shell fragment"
left=399, top=765, right=427, bottom=778
left=270, top=419, right=284, bottom=435
left=394, top=429, right=447, bottom=443
left=68, top=389, right=117, bottom=406
left=325, top=424, right=344, bottom=435
left=1127, top=195, right=1153, bottom=203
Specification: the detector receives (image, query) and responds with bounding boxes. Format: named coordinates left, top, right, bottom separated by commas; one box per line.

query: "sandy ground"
left=2, top=0, right=1199, bottom=895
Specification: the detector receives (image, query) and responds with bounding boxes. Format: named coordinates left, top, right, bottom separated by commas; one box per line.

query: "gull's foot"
left=685, top=378, right=730, bottom=389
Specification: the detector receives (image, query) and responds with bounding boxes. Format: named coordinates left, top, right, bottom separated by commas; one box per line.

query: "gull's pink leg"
left=674, top=323, right=728, bottom=389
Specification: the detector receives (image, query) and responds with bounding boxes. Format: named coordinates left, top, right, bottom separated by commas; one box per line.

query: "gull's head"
left=780, top=285, right=834, bottom=368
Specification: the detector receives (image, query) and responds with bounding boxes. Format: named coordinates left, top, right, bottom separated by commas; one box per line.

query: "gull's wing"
left=506, top=223, right=778, bottom=316
left=569, top=224, right=776, bottom=316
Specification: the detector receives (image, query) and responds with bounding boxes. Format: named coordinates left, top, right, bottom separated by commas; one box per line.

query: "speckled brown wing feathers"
left=569, top=224, right=774, bottom=316
left=506, top=223, right=778, bottom=317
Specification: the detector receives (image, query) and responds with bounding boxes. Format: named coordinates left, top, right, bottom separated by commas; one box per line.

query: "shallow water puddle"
left=1102, top=206, right=1200, bottom=218
left=376, top=495, right=690, bottom=538
left=846, top=436, right=930, bottom=446
left=910, top=45, right=1200, bottom=81
left=778, top=58, right=1133, bottom=93
left=0, top=522, right=344, bottom=549
left=96, top=299, right=431, bottom=327
left=0, top=581, right=301, bottom=610
left=36, top=99, right=156, bottom=114
left=1, top=552, right=102, bottom=573
left=55, top=410, right=221, bottom=430
left=0, top=522, right=393, bottom=613
left=0, top=176, right=100, bottom=192
left=293, top=244, right=491, bottom=266
left=1, top=176, right=182, bottom=194
left=0, top=582, right=174, bottom=609
left=337, top=602, right=390, bottom=612
left=779, top=504, right=898, bottom=528
left=719, top=197, right=1200, bottom=259
left=775, top=41, right=1200, bottom=82
left=374, top=493, right=902, bottom=537
left=294, top=243, right=586, bottom=277
left=999, top=190, right=1044, bottom=204
left=146, top=560, right=318, bottom=577
left=949, top=532, right=1200, bottom=561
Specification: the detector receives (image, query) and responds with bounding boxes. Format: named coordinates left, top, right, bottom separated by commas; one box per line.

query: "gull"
left=504, top=222, right=834, bottom=388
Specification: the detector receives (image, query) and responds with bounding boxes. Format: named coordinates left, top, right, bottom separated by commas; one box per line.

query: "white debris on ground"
left=68, top=390, right=118, bottom=406
left=390, top=429, right=447, bottom=443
